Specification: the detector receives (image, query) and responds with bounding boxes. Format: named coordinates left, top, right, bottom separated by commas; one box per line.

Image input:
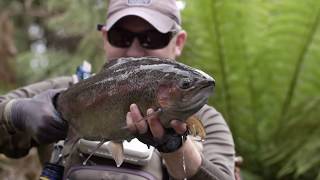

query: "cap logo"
left=127, top=0, right=152, bottom=6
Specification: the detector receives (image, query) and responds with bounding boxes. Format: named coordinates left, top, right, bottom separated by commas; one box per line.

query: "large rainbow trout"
left=56, top=57, right=215, bottom=142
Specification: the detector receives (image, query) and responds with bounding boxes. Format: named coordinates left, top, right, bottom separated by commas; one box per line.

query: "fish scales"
left=56, top=57, right=215, bottom=141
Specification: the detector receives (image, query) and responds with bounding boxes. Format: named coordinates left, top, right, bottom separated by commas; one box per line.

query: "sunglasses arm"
left=97, top=24, right=107, bottom=31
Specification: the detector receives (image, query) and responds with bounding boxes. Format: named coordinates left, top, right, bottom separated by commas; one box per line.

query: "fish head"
left=156, top=66, right=215, bottom=124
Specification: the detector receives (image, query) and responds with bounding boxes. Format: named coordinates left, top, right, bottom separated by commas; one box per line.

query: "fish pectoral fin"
left=109, top=141, right=124, bottom=167
left=186, top=116, right=206, bottom=140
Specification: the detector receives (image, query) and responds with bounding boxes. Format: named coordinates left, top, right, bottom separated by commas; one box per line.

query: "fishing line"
left=120, top=108, right=163, bottom=130
left=182, top=137, right=187, bottom=180
left=82, top=138, right=106, bottom=165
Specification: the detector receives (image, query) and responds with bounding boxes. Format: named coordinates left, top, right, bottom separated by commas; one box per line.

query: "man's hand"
left=126, top=104, right=187, bottom=152
left=126, top=103, right=202, bottom=178
left=5, top=89, right=68, bottom=144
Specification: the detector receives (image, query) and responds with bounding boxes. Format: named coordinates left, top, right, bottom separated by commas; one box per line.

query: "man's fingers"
left=130, top=104, right=148, bottom=134
left=147, top=108, right=164, bottom=139
left=128, top=104, right=185, bottom=140
left=170, top=120, right=187, bottom=135
left=126, top=112, right=137, bottom=133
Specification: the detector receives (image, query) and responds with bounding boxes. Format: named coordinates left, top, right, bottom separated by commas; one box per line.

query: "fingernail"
left=130, top=104, right=136, bottom=110
left=170, top=120, right=178, bottom=125
left=147, top=108, right=153, bottom=115
left=126, top=112, right=131, bottom=119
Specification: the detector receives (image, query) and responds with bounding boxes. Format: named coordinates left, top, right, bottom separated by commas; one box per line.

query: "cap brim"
left=106, top=7, right=175, bottom=33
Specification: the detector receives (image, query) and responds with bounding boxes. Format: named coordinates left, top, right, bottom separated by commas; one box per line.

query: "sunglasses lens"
left=139, top=30, right=172, bottom=49
left=107, top=28, right=133, bottom=48
left=107, top=28, right=174, bottom=49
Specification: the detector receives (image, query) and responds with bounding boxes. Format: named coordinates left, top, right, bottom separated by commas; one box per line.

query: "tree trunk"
left=0, top=11, right=16, bottom=84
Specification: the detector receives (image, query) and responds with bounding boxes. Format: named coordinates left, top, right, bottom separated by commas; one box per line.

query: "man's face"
left=103, top=16, right=186, bottom=61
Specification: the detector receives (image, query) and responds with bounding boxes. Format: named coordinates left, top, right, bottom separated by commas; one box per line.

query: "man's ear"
left=102, top=30, right=109, bottom=50
left=174, top=30, right=187, bottom=57
left=102, top=30, right=108, bottom=42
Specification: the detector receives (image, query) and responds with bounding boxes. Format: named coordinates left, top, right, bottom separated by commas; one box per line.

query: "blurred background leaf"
left=0, top=0, right=319, bottom=179
left=182, top=0, right=320, bottom=179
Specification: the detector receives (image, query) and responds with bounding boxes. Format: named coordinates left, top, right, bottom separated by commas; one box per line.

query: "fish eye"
left=179, top=78, right=192, bottom=89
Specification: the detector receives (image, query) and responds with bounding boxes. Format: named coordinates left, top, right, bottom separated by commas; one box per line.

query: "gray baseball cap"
left=106, top=0, right=181, bottom=33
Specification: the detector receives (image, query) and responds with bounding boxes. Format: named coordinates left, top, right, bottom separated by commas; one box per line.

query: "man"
left=0, top=0, right=236, bottom=179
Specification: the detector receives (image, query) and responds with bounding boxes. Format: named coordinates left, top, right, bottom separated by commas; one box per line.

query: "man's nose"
left=125, top=38, right=146, bottom=57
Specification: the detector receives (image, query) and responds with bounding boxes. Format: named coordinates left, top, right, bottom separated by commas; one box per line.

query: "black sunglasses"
left=97, top=24, right=178, bottom=50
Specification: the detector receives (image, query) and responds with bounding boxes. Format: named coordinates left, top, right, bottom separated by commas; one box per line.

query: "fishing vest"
left=62, top=136, right=164, bottom=180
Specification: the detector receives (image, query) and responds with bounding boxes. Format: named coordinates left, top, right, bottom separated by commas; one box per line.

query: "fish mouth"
left=192, top=79, right=215, bottom=97
left=197, top=79, right=215, bottom=91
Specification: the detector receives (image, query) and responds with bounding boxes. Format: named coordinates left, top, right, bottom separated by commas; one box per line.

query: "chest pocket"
left=64, top=165, right=157, bottom=180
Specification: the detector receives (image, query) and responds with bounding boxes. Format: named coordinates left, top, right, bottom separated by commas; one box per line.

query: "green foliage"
left=46, top=0, right=107, bottom=36
left=182, top=0, right=320, bottom=179
left=9, top=0, right=107, bottom=84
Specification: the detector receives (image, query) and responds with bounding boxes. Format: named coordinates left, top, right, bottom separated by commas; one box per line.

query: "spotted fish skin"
left=56, top=57, right=215, bottom=141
